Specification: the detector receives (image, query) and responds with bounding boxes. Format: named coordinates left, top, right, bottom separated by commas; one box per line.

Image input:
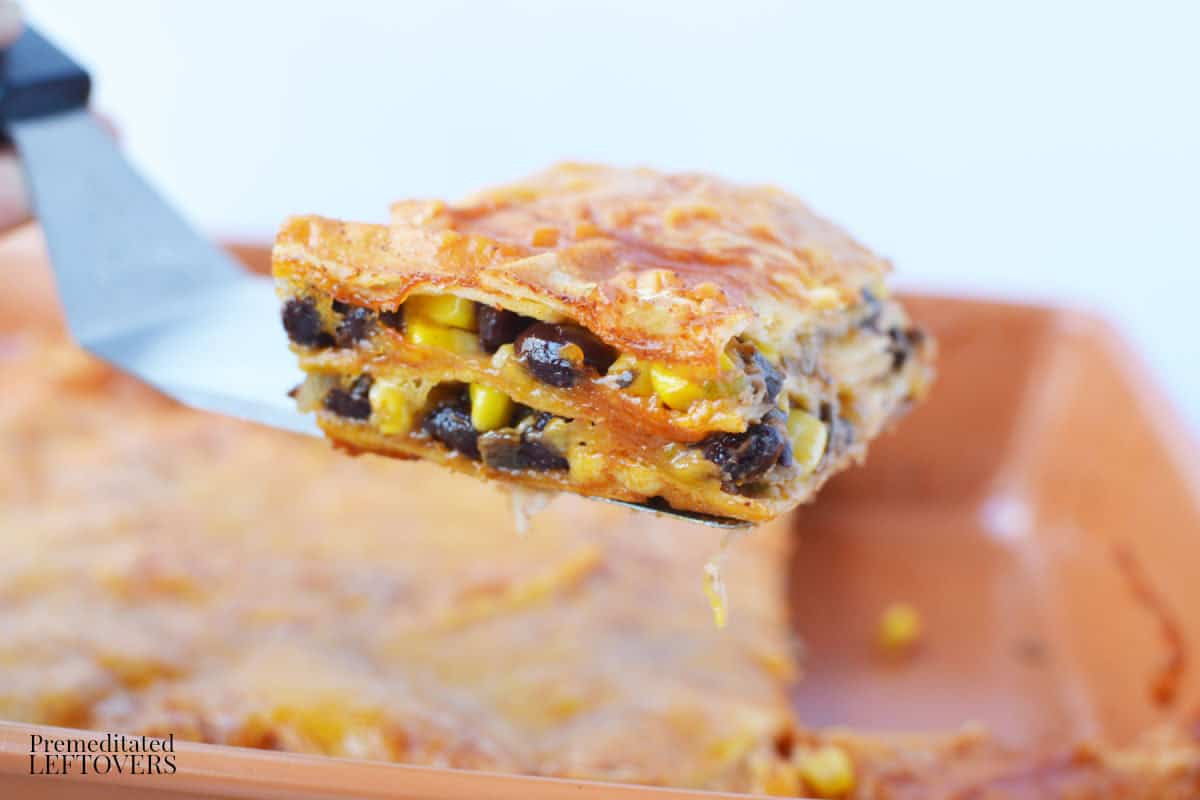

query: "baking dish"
left=1, top=236, right=1196, bottom=798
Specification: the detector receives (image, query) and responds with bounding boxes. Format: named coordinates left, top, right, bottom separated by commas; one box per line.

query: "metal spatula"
left=3, top=26, right=747, bottom=529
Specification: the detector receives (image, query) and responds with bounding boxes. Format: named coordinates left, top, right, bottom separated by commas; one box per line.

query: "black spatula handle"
left=0, top=25, right=91, bottom=131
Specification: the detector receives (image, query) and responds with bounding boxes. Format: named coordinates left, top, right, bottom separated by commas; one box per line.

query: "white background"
left=26, top=1, right=1200, bottom=430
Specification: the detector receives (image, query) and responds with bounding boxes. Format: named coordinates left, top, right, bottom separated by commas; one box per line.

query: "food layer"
left=273, top=164, right=935, bottom=522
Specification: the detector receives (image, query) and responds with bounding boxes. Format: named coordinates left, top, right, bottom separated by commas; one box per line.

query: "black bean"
left=331, top=299, right=352, bottom=315
left=887, top=326, right=925, bottom=371
left=752, top=351, right=784, bottom=402
left=324, top=374, right=373, bottom=420
left=858, top=288, right=883, bottom=331
left=816, top=402, right=855, bottom=459
left=478, top=305, right=534, bottom=352
left=282, top=298, right=333, bottom=348
left=527, top=410, right=555, bottom=432
left=335, top=306, right=376, bottom=347
left=702, top=423, right=786, bottom=485
left=379, top=307, right=404, bottom=331
left=479, top=432, right=569, bottom=472
left=763, top=407, right=793, bottom=468
left=762, top=407, right=787, bottom=427
left=422, top=402, right=480, bottom=459
left=517, top=440, right=569, bottom=471
left=515, top=323, right=617, bottom=388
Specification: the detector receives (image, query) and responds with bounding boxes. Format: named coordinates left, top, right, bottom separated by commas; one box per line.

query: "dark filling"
left=515, top=323, right=618, bottom=388
left=324, top=374, right=373, bottom=420
left=749, top=351, right=784, bottom=403
left=858, top=287, right=884, bottom=331
left=335, top=306, right=376, bottom=347
left=479, top=431, right=569, bottom=472
left=379, top=307, right=405, bottom=331
left=282, top=298, right=333, bottom=348
left=819, top=401, right=855, bottom=461
left=887, top=326, right=925, bottom=371
left=478, top=306, right=535, bottom=352
left=422, top=399, right=481, bottom=459
left=701, top=420, right=787, bottom=488
left=420, top=395, right=569, bottom=471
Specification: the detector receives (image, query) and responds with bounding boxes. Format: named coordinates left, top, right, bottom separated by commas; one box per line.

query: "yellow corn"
left=796, top=744, right=855, bottom=798
left=573, top=221, right=602, bottom=239
left=469, top=383, right=515, bottom=431
left=748, top=337, right=779, bottom=361
left=559, top=342, right=585, bottom=365
left=530, top=226, right=560, bottom=247
left=878, top=602, right=922, bottom=653
left=368, top=376, right=414, bottom=435
left=405, top=294, right=477, bottom=330
left=787, top=409, right=829, bottom=474
left=606, top=354, right=653, bottom=396
left=760, top=762, right=801, bottom=797
left=650, top=365, right=706, bottom=410
left=568, top=446, right=606, bottom=485
left=404, top=318, right=481, bottom=355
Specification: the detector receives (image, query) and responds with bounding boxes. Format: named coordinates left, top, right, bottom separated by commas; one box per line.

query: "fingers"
left=0, top=2, right=27, bottom=233
left=0, top=9, right=116, bottom=237
left=0, top=0, right=22, bottom=49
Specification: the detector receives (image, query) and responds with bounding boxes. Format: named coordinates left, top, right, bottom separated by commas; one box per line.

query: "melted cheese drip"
left=703, top=530, right=748, bottom=629
left=507, top=486, right=559, bottom=535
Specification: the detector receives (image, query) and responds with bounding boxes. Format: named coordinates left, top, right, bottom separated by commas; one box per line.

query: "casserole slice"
left=272, top=164, right=934, bottom=522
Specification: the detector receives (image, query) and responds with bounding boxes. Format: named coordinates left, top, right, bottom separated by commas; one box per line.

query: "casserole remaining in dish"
left=272, top=164, right=935, bottom=522
left=3, top=328, right=1196, bottom=798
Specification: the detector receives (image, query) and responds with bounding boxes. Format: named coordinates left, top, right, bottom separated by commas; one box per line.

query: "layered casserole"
left=272, top=164, right=935, bottom=522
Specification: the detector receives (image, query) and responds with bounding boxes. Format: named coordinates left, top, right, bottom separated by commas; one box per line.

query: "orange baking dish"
left=0, top=236, right=1196, bottom=798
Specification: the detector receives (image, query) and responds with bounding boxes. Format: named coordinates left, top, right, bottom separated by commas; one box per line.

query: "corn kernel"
left=760, top=763, right=801, bottom=796
left=606, top=354, right=653, bottom=396
left=878, top=602, right=922, bottom=653
left=787, top=410, right=829, bottom=474
left=368, top=376, right=414, bottom=435
left=405, top=294, right=477, bottom=330
left=796, top=745, right=855, bottom=797
left=404, top=319, right=481, bottom=355
left=807, top=286, right=844, bottom=310
left=573, top=221, right=602, bottom=239
left=469, top=383, right=515, bottom=431
left=650, top=364, right=707, bottom=411
left=568, top=446, right=606, bottom=485
left=559, top=342, right=585, bottom=365
left=531, top=226, right=560, bottom=247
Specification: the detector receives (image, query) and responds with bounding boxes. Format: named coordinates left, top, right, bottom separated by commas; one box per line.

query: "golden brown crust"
left=274, top=162, right=891, bottom=367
